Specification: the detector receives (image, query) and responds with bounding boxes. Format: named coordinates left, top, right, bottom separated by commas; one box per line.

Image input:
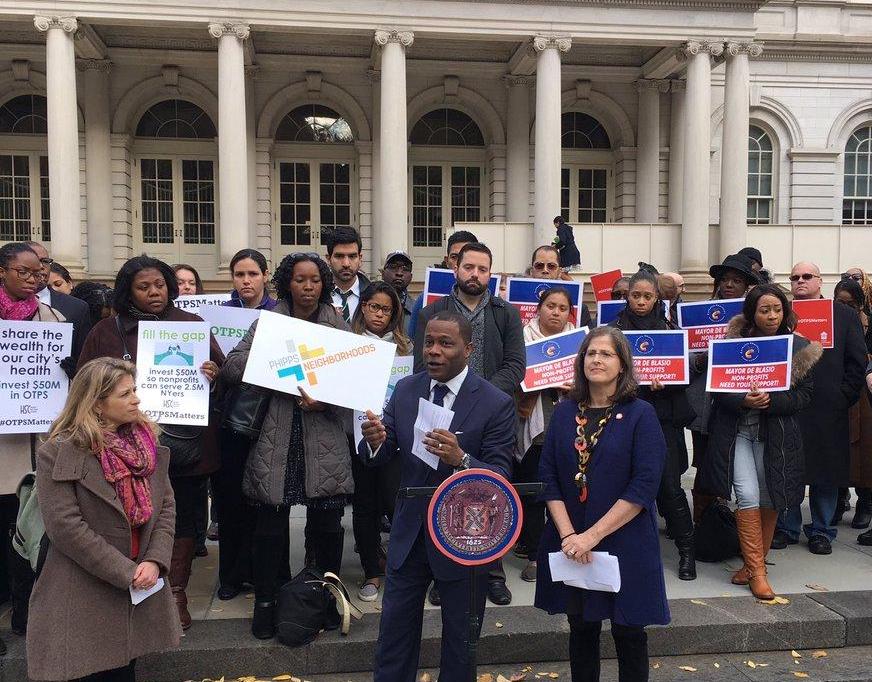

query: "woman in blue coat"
left=535, top=325, right=669, bottom=682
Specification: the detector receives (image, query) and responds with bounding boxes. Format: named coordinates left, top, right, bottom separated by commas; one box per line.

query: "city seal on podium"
left=427, top=468, right=523, bottom=566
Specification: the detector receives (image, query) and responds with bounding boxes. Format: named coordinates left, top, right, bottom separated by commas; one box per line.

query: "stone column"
left=533, top=36, right=571, bottom=246
left=719, top=41, right=762, bottom=260
left=367, top=68, right=382, bottom=267
left=245, top=66, right=259, bottom=247
left=77, top=59, right=114, bottom=276
left=34, top=16, right=82, bottom=273
left=374, top=29, right=413, bottom=266
left=667, top=80, right=686, bottom=224
left=208, top=22, right=250, bottom=272
left=505, top=75, right=533, bottom=224
left=680, top=40, right=722, bottom=273
left=635, top=79, right=669, bottom=223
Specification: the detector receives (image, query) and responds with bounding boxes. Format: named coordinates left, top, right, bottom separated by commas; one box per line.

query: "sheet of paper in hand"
left=412, top=397, right=454, bottom=469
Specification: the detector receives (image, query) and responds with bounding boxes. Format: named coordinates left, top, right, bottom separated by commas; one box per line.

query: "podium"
left=398, top=473, right=544, bottom=682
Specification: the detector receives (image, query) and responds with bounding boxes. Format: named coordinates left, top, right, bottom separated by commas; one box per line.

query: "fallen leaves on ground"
left=713, top=663, right=720, bottom=668
left=678, top=666, right=697, bottom=672
left=792, top=650, right=802, bottom=658
left=793, top=673, right=809, bottom=678
left=689, top=599, right=707, bottom=606
left=509, top=674, right=528, bottom=681
left=652, top=662, right=661, bottom=669
left=758, top=596, right=790, bottom=605
left=495, top=621, right=504, bottom=628
left=812, top=650, right=828, bottom=658
left=805, top=583, right=829, bottom=592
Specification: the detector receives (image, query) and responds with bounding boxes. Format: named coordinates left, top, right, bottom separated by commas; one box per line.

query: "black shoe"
left=487, top=580, right=512, bottom=606
left=832, top=494, right=851, bottom=526
left=808, top=535, right=833, bottom=555
left=195, top=545, right=208, bottom=558
left=251, top=601, right=276, bottom=639
left=217, top=585, right=241, bottom=601
left=512, top=541, right=529, bottom=559
left=379, top=515, right=392, bottom=534
left=677, top=544, right=697, bottom=581
left=428, top=583, right=441, bottom=606
left=770, top=530, right=797, bottom=550
left=858, top=528, right=872, bottom=546
left=852, top=504, right=872, bottom=529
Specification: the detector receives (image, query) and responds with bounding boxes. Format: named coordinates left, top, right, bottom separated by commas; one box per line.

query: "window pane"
left=140, top=158, right=174, bottom=244
left=410, top=108, right=484, bottom=146
left=561, top=112, right=611, bottom=149
left=412, top=165, right=443, bottom=247
left=135, top=99, right=216, bottom=139
left=278, top=162, right=312, bottom=245
left=0, top=155, right=32, bottom=241
left=0, top=95, right=48, bottom=135
left=275, top=104, right=353, bottom=143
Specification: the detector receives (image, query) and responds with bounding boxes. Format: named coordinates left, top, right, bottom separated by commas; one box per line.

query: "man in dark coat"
left=414, top=242, right=524, bottom=605
left=773, top=261, right=867, bottom=554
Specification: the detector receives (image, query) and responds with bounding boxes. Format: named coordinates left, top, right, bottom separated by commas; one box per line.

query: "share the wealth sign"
left=676, top=298, right=745, bottom=351
left=242, top=310, right=396, bottom=412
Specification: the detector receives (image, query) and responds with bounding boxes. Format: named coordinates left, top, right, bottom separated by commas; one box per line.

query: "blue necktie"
left=432, top=383, right=449, bottom=407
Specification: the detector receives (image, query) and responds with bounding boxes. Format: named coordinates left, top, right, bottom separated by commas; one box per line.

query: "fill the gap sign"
left=706, top=335, right=793, bottom=393
left=624, top=330, right=689, bottom=385
left=677, top=298, right=745, bottom=351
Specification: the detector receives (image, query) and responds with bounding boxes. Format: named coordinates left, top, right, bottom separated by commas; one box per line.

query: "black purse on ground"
left=275, top=568, right=361, bottom=647
left=114, top=317, right=204, bottom=474
left=694, top=499, right=741, bottom=562
left=220, top=382, right=272, bottom=440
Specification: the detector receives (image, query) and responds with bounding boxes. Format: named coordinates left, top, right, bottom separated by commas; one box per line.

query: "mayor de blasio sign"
left=242, top=310, right=397, bottom=412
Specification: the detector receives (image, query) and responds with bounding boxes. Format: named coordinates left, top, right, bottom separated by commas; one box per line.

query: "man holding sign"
left=359, top=311, right=515, bottom=682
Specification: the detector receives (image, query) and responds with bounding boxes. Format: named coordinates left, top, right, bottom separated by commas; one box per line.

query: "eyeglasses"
left=585, top=349, right=617, bottom=360
left=841, top=272, right=864, bottom=282
left=610, top=291, right=626, bottom=301
left=384, top=263, right=412, bottom=273
left=364, top=301, right=393, bottom=316
left=533, top=261, right=560, bottom=272
left=789, top=273, right=820, bottom=282
left=39, top=257, right=53, bottom=266
left=7, top=267, right=41, bottom=281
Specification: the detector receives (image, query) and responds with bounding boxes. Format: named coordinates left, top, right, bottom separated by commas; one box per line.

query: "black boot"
left=660, top=489, right=696, bottom=581
left=676, top=533, right=697, bottom=581
left=852, top=489, right=872, bottom=529
left=832, top=488, right=851, bottom=525
left=314, top=529, right=345, bottom=576
left=251, top=601, right=276, bottom=639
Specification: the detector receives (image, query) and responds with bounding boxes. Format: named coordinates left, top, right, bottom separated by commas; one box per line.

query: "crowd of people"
left=2, top=214, right=872, bottom=681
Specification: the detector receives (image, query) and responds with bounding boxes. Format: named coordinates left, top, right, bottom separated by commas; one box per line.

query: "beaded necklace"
left=573, top=402, right=614, bottom=502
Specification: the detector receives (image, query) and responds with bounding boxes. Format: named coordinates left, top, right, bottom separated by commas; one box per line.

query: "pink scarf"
left=98, top=423, right=157, bottom=528
left=0, top=285, right=39, bottom=321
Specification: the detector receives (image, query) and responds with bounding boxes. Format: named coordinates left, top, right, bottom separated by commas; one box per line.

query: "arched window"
left=275, top=105, right=353, bottom=143
left=135, top=99, right=216, bottom=139
left=561, top=112, right=611, bottom=149
left=0, top=95, right=50, bottom=243
left=409, top=108, right=484, bottom=146
left=748, top=125, right=774, bottom=225
left=844, top=125, right=872, bottom=225
left=132, top=100, right=217, bottom=273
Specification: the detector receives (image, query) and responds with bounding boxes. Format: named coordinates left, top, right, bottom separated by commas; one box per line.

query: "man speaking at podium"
left=359, top=310, right=516, bottom=681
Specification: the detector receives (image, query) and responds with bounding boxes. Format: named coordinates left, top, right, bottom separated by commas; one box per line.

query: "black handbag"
left=114, top=317, right=204, bottom=473
left=220, top=382, right=272, bottom=440
left=694, top=499, right=741, bottom=562
left=275, top=568, right=360, bottom=647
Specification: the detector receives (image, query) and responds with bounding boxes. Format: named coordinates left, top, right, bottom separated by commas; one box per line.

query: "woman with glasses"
left=348, top=282, right=410, bottom=602
left=0, top=242, right=68, bottom=648
left=515, top=287, right=576, bottom=583
left=535, top=326, right=669, bottom=682
left=221, top=253, right=353, bottom=639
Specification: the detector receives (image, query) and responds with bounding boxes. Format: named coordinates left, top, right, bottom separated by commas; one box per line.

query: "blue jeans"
left=732, top=433, right=771, bottom=510
left=777, top=484, right=839, bottom=541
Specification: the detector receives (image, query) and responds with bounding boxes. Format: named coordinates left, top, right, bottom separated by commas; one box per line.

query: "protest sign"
left=706, top=334, right=793, bottom=393
left=0, top=321, right=71, bottom=434
left=597, top=300, right=669, bottom=327
left=136, top=321, right=211, bottom=425
left=521, top=327, right=588, bottom=392
left=353, top=356, right=414, bottom=448
left=792, top=298, right=834, bottom=349
left=197, top=304, right=260, bottom=356
left=677, top=298, right=745, bottom=351
left=590, top=270, right=622, bottom=302
left=242, top=310, right=396, bottom=412
left=624, top=330, right=689, bottom=385
left=174, top=293, right=231, bottom=313
left=422, top=268, right=500, bottom=306
left=505, top=277, right=584, bottom=326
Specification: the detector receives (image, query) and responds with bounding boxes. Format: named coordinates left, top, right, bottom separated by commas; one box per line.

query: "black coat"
left=556, top=223, right=581, bottom=268
left=413, top=293, right=525, bottom=396
left=801, top=301, right=867, bottom=486
left=696, top=322, right=823, bottom=510
left=48, top=288, right=91, bottom=365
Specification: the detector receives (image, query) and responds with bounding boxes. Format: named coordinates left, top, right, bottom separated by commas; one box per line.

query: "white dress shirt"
left=332, top=276, right=361, bottom=320
left=37, top=286, right=50, bottom=305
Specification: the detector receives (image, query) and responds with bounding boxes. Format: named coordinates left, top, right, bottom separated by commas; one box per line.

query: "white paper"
left=353, top=356, right=414, bottom=448
left=548, top=551, right=621, bottom=593
left=197, top=304, right=260, bottom=356
left=130, top=577, right=165, bottom=605
left=411, top=397, right=454, bottom=469
left=135, top=321, right=211, bottom=425
left=174, top=293, right=231, bottom=312
left=0, top=321, right=72, bottom=433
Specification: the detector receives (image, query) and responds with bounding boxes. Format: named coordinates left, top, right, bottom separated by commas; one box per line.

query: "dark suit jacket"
left=48, top=289, right=91, bottom=365
left=413, top=294, right=526, bottom=396
left=358, top=370, right=516, bottom=580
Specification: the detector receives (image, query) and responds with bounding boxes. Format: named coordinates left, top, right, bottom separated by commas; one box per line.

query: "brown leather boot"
left=735, top=508, right=775, bottom=600
left=169, top=537, right=195, bottom=630
left=732, top=507, right=779, bottom=586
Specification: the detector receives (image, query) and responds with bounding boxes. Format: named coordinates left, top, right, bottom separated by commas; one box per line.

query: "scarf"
left=126, top=302, right=172, bottom=321
left=0, top=285, right=39, bottom=321
left=614, top=301, right=672, bottom=331
left=98, top=423, right=157, bottom=528
left=451, top=286, right=490, bottom=377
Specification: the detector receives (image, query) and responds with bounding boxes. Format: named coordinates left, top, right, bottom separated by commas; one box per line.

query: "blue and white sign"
left=623, top=329, right=689, bottom=385
left=677, top=298, right=745, bottom=350
left=706, top=334, right=793, bottom=393
left=505, top=277, right=583, bottom=326
left=422, top=268, right=500, bottom=306
left=521, top=326, right=588, bottom=392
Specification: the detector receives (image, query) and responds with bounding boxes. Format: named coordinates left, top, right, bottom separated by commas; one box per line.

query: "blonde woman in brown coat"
left=27, top=358, right=179, bottom=681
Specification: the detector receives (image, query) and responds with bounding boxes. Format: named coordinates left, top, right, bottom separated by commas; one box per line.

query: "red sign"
left=590, top=270, right=623, bottom=302
left=792, top=299, right=834, bottom=349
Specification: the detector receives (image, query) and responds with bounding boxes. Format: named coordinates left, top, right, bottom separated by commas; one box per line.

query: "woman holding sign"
left=515, top=286, right=576, bottom=583
left=348, top=281, right=410, bottom=602
left=222, top=253, right=353, bottom=640
left=28, top=357, right=179, bottom=682
left=77, top=255, right=224, bottom=631
left=609, top=270, right=697, bottom=581
left=0, top=242, right=69, bottom=643
left=535, top=326, right=669, bottom=681
left=696, top=285, right=821, bottom=599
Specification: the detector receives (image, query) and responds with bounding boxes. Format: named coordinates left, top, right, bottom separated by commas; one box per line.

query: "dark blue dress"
left=534, top=397, right=670, bottom=627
